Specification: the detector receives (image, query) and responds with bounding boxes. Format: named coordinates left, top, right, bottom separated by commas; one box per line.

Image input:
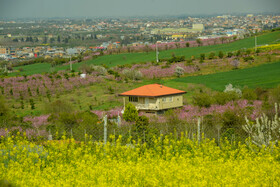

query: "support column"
left=123, top=97, right=126, bottom=108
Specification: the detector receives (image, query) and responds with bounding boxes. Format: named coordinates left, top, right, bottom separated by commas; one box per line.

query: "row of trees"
left=11, top=35, right=71, bottom=44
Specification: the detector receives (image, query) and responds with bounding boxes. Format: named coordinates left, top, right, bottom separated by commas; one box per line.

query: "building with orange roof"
left=119, top=84, right=186, bottom=114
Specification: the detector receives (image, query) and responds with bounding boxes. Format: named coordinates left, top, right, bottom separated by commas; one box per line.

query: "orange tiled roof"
left=119, top=84, right=186, bottom=97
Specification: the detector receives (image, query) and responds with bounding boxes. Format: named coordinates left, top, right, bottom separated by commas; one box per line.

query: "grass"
left=84, top=31, right=280, bottom=67
left=173, top=60, right=280, bottom=91
left=9, top=31, right=280, bottom=76
left=10, top=63, right=81, bottom=76
left=7, top=77, right=206, bottom=117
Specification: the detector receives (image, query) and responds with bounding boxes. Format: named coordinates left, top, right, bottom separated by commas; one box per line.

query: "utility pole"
left=255, top=35, right=257, bottom=52
left=156, top=42, right=159, bottom=63
left=70, top=55, right=72, bottom=71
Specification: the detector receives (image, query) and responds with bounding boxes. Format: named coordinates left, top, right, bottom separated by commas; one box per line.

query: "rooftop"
left=119, top=84, right=186, bottom=97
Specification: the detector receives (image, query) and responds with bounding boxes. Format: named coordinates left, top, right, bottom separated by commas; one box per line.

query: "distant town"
left=0, top=14, right=279, bottom=61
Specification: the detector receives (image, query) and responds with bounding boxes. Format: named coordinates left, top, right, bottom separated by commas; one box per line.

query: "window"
left=129, top=96, right=138, bottom=102
left=162, top=97, right=173, bottom=102
left=168, top=96, right=173, bottom=102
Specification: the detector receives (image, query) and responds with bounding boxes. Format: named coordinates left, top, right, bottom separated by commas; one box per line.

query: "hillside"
left=85, top=31, right=280, bottom=67
left=11, top=31, right=280, bottom=76
left=173, top=60, right=280, bottom=91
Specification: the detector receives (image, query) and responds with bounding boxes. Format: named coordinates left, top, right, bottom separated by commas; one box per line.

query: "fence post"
left=104, top=115, right=107, bottom=146
left=197, top=117, right=201, bottom=143
left=218, top=128, right=220, bottom=146
left=48, top=129, right=52, bottom=140
left=84, top=129, right=87, bottom=143
left=117, top=114, right=121, bottom=127
left=201, top=116, right=204, bottom=138
left=113, top=129, right=116, bottom=144
left=216, top=124, right=222, bottom=146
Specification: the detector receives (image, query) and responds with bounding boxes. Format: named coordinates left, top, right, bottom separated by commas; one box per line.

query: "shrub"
left=208, top=52, right=215, bottom=60
left=186, top=59, right=193, bottom=64
left=218, top=51, right=224, bottom=59
left=213, top=92, right=239, bottom=105
left=224, top=84, right=242, bottom=97
left=243, top=104, right=280, bottom=147
left=196, top=38, right=202, bottom=46
left=135, top=116, right=149, bottom=133
left=90, top=65, right=107, bottom=75
left=122, top=69, right=143, bottom=80
left=230, top=59, right=240, bottom=69
left=20, top=100, right=24, bottom=109
left=44, top=100, right=73, bottom=114
left=57, top=112, right=78, bottom=129
left=242, top=88, right=257, bottom=101
left=199, top=53, right=205, bottom=63
left=123, top=103, right=138, bottom=122
left=227, top=52, right=233, bottom=58
left=175, top=66, right=185, bottom=77
left=193, top=93, right=214, bottom=108
left=221, top=110, right=244, bottom=130
left=108, top=86, right=115, bottom=94
left=167, top=56, right=185, bottom=63
left=269, top=85, right=280, bottom=104
left=243, top=56, right=254, bottom=62
left=29, top=99, right=35, bottom=110
left=48, top=111, right=100, bottom=139
left=108, top=69, right=120, bottom=78
left=235, top=50, right=241, bottom=57
left=255, top=87, right=268, bottom=100
left=256, top=48, right=260, bottom=55
left=78, top=64, right=92, bottom=74
left=246, top=49, right=252, bottom=55
left=64, top=73, right=69, bottom=80
left=266, top=54, right=272, bottom=62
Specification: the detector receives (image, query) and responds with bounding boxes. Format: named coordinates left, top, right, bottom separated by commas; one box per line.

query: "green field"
left=172, top=60, right=280, bottom=91
left=11, top=62, right=83, bottom=76
left=10, top=31, right=280, bottom=76
left=85, top=31, right=280, bottom=67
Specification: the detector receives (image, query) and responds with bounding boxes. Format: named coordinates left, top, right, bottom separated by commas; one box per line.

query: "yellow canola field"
left=258, top=43, right=280, bottom=51
left=1, top=135, right=280, bottom=186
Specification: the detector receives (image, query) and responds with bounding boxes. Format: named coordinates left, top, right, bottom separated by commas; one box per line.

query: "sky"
left=0, top=0, right=279, bottom=19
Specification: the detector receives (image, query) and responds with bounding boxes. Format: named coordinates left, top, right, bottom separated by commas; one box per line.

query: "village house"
left=119, top=84, right=186, bottom=114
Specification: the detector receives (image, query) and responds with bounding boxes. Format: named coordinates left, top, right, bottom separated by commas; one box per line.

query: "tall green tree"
left=218, top=51, right=224, bottom=59
left=50, top=38, right=55, bottom=43
left=196, top=38, right=202, bottom=46
left=123, top=103, right=138, bottom=122
left=43, top=37, right=48, bottom=44
left=57, top=35, right=61, bottom=43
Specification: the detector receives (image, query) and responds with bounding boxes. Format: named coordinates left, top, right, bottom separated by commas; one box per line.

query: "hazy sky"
left=0, top=0, right=279, bottom=19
